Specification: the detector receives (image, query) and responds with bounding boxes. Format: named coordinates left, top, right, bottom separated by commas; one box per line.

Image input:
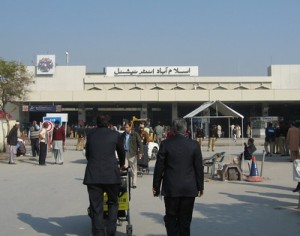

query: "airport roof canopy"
left=183, top=100, right=244, bottom=119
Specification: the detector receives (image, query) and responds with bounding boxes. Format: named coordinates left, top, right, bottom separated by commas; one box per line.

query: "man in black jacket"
left=153, top=118, right=204, bottom=236
left=7, top=122, right=20, bottom=164
left=83, top=114, right=125, bottom=236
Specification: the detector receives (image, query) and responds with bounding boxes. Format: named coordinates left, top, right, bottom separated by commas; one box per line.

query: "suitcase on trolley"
left=137, top=145, right=150, bottom=176
left=87, top=169, right=133, bottom=236
left=104, top=170, right=133, bottom=235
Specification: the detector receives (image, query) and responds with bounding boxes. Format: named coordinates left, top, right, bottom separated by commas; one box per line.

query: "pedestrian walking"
left=83, top=113, right=125, bottom=236
left=51, top=120, right=65, bottom=164
left=121, top=121, right=143, bottom=188
left=153, top=118, right=204, bottom=236
left=39, top=122, right=49, bottom=165
left=286, top=121, right=300, bottom=162
left=207, top=124, right=218, bottom=151
left=29, top=121, right=40, bottom=157
left=232, top=125, right=237, bottom=142
left=76, top=125, right=86, bottom=151
left=195, top=126, right=204, bottom=147
left=154, top=121, right=164, bottom=146
left=7, top=122, right=20, bottom=164
left=264, top=122, right=275, bottom=156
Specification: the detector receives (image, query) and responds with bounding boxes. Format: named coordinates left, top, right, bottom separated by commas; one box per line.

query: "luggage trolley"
left=137, top=145, right=150, bottom=177
left=87, top=169, right=133, bottom=236
left=104, top=169, right=133, bottom=236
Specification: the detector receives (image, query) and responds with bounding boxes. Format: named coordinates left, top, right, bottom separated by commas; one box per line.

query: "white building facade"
left=12, top=60, right=300, bottom=137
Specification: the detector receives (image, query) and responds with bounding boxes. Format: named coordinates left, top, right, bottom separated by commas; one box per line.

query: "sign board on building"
left=46, top=113, right=68, bottom=123
left=43, top=116, right=62, bottom=126
left=36, top=55, right=55, bottom=75
left=106, top=66, right=198, bottom=77
left=28, top=105, right=62, bottom=112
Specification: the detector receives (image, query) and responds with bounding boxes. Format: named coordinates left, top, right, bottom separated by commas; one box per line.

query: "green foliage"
left=0, top=58, right=34, bottom=113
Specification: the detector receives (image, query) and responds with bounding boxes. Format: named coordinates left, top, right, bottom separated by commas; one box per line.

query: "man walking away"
left=153, top=118, right=204, bottom=236
left=83, top=113, right=125, bottom=236
left=7, top=122, right=20, bottom=164
left=264, top=122, right=275, bottom=156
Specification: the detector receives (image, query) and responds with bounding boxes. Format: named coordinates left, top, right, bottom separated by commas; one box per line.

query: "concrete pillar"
left=141, top=103, right=148, bottom=119
left=262, top=103, right=269, bottom=116
left=78, top=104, right=86, bottom=125
left=203, top=108, right=210, bottom=137
left=171, top=103, right=178, bottom=120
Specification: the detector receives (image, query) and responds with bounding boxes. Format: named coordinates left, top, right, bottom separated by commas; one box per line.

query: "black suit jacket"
left=7, top=126, right=18, bottom=145
left=153, top=134, right=204, bottom=197
left=83, top=127, right=125, bottom=185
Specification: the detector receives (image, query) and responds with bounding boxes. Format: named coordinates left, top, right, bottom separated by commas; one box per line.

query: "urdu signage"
left=106, top=66, right=198, bottom=77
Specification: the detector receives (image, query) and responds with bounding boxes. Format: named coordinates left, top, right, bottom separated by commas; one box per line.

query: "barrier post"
left=260, top=150, right=266, bottom=177
left=298, top=192, right=300, bottom=210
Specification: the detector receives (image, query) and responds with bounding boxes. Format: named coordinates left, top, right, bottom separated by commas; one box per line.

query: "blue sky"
left=1, top=0, right=300, bottom=76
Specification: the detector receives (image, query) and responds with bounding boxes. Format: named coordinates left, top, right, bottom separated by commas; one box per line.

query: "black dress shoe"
left=131, top=186, right=137, bottom=189
left=292, top=187, right=300, bottom=192
left=292, top=183, right=300, bottom=192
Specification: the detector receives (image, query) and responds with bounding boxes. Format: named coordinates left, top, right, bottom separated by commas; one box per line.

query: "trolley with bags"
left=88, top=169, right=133, bottom=236
left=137, top=144, right=150, bottom=177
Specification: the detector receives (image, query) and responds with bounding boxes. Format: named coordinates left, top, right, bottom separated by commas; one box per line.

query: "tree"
left=0, top=58, right=34, bottom=152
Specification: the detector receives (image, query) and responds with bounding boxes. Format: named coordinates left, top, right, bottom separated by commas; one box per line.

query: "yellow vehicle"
left=130, top=116, right=155, bottom=142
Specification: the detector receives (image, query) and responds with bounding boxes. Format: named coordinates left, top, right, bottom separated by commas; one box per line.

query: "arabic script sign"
left=106, top=66, right=198, bottom=77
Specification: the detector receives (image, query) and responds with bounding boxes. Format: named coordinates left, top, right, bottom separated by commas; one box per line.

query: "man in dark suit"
left=83, top=114, right=125, bottom=236
left=153, top=118, right=204, bottom=236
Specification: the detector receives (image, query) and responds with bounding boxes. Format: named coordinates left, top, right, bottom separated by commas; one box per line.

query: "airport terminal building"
left=10, top=55, right=300, bottom=136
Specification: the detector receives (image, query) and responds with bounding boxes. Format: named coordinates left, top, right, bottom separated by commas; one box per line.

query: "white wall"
left=269, top=65, right=300, bottom=89
left=27, top=66, right=85, bottom=91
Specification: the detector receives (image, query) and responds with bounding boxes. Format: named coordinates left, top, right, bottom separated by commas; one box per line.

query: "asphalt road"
left=0, top=138, right=299, bottom=236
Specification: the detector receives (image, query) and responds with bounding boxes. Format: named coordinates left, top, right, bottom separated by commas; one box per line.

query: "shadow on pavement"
left=18, top=213, right=90, bottom=236
left=70, top=159, right=87, bottom=164
left=245, top=190, right=299, bottom=200
left=228, top=182, right=293, bottom=191
left=141, top=191, right=299, bottom=236
left=192, top=192, right=300, bottom=235
left=17, top=213, right=129, bottom=236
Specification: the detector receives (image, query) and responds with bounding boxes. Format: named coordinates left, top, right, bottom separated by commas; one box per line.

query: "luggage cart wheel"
left=117, top=220, right=123, bottom=226
left=126, top=224, right=133, bottom=236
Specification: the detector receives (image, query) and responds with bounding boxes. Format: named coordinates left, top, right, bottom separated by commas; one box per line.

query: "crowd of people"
left=6, top=120, right=66, bottom=165
left=5, top=116, right=300, bottom=235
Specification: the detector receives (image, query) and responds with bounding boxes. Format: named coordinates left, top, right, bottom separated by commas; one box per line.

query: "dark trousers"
left=164, top=197, right=195, bottom=236
left=88, top=184, right=120, bottom=236
left=39, top=142, right=47, bottom=165
left=31, top=138, right=40, bottom=157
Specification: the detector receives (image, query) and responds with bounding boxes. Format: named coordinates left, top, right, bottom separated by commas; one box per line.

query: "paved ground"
left=0, top=138, right=299, bottom=236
